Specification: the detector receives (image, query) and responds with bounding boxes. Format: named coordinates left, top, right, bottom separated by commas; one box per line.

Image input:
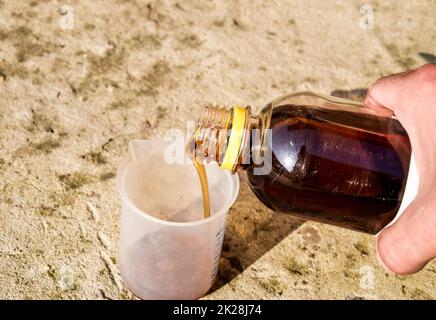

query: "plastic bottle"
left=188, top=91, right=412, bottom=234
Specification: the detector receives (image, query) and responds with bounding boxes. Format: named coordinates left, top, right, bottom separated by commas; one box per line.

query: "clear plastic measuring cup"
left=116, top=139, right=239, bottom=300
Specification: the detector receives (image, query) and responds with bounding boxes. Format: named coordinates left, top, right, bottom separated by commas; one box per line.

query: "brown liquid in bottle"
left=246, top=104, right=411, bottom=234
left=188, top=98, right=411, bottom=234
left=193, top=158, right=211, bottom=219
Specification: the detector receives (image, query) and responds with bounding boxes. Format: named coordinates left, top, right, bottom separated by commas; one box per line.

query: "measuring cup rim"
left=116, top=155, right=240, bottom=227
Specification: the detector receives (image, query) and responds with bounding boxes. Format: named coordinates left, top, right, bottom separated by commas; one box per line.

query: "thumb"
left=377, top=193, right=436, bottom=274
left=364, top=70, right=414, bottom=117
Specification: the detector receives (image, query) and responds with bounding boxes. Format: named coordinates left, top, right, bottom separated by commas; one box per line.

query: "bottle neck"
left=188, top=105, right=261, bottom=173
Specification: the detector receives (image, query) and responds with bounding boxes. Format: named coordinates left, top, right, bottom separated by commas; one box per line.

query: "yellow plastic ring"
left=220, top=106, right=246, bottom=171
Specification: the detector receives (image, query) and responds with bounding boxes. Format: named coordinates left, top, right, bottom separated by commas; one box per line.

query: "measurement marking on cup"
left=211, top=227, right=225, bottom=285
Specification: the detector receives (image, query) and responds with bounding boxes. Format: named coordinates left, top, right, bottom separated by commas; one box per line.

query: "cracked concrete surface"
left=0, top=0, right=435, bottom=299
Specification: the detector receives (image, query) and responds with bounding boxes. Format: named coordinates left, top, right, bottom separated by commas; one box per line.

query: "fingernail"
left=364, top=92, right=381, bottom=108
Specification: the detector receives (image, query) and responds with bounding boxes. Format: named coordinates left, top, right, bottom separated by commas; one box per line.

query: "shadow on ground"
left=209, top=175, right=305, bottom=292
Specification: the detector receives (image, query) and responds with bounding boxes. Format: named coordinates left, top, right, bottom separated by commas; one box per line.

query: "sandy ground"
left=0, top=0, right=435, bottom=299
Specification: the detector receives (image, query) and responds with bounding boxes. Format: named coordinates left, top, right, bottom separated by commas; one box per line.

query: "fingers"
left=364, top=70, right=414, bottom=113
left=365, top=64, right=436, bottom=118
left=368, top=64, right=436, bottom=274
left=376, top=193, right=436, bottom=274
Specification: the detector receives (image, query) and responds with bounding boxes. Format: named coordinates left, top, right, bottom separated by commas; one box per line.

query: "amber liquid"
left=246, top=104, right=411, bottom=234
left=193, top=158, right=211, bottom=219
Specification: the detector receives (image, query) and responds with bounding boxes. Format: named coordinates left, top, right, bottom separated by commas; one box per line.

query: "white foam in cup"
left=117, top=139, right=239, bottom=300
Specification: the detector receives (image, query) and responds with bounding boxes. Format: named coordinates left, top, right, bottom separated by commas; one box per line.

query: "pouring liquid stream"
left=193, top=158, right=211, bottom=219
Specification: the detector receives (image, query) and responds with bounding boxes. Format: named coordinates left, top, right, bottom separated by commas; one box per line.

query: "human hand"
left=365, top=64, right=436, bottom=274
